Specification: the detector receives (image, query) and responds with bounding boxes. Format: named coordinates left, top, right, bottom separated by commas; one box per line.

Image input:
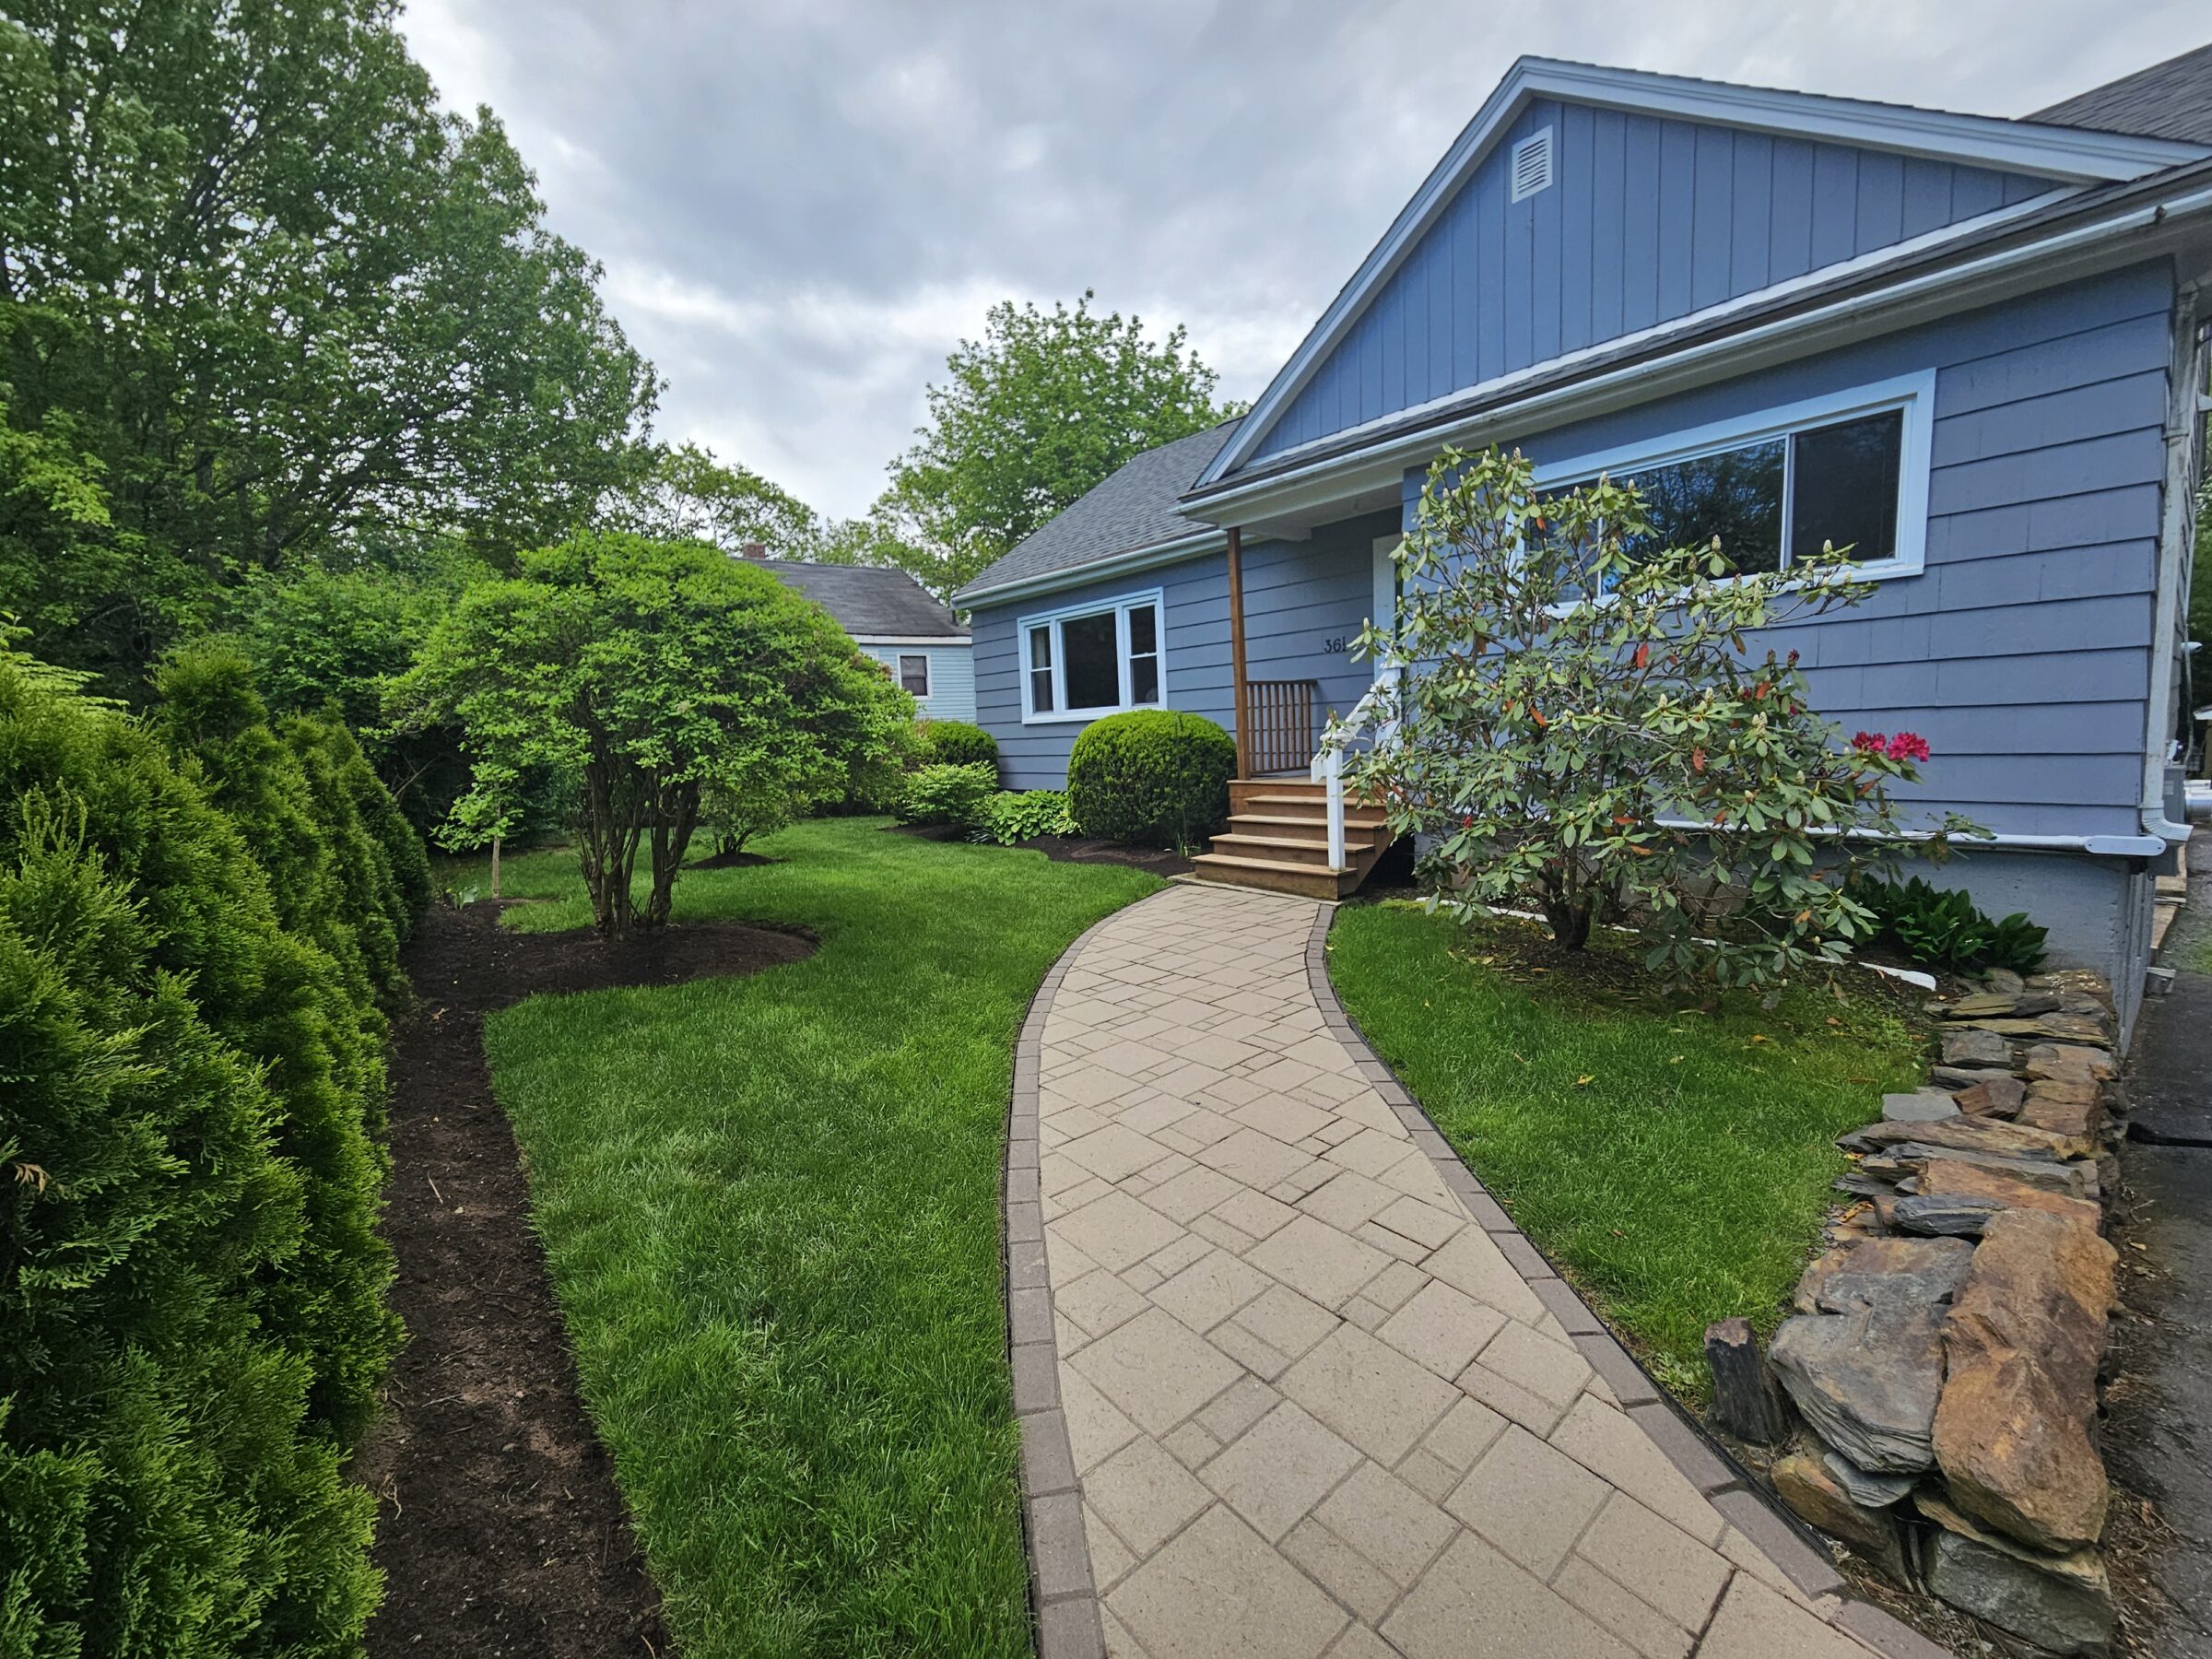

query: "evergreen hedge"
left=1065, top=710, right=1236, bottom=851
left=1, top=640, right=423, bottom=1655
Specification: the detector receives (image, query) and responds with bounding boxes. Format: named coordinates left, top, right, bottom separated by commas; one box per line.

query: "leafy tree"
left=400, top=535, right=913, bottom=933
left=1338, top=446, right=1981, bottom=993
left=881, top=291, right=1236, bottom=594
left=0, top=0, right=658, bottom=688
left=603, top=441, right=825, bottom=558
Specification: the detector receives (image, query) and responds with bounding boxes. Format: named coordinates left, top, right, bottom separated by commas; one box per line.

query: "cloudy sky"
left=398, top=0, right=2201, bottom=521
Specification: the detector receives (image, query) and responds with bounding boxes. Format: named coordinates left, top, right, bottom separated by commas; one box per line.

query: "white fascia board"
left=951, top=529, right=1224, bottom=610
left=1201, top=54, right=2206, bottom=489
left=1188, top=177, right=2212, bottom=527
left=848, top=634, right=971, bottom=647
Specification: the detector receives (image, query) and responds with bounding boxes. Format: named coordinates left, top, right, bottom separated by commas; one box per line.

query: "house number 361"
left=1322, top=635, right=1348, bottom=653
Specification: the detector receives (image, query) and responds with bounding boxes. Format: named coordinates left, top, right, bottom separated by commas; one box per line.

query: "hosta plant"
left=1336, top=445, right=1983, bottom=994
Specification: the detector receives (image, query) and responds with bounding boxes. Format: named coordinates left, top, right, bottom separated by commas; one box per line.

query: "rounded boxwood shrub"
left=1066, top=711, right=1236, bottom=850
left=917, top=719, right=998, bottom=773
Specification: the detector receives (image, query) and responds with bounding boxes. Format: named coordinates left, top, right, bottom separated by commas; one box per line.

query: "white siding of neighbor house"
left=860, top=641, right=976, bottom=724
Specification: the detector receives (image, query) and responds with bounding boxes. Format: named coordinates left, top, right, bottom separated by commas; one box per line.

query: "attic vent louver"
left=1510, top=127, right=1554, bottom=203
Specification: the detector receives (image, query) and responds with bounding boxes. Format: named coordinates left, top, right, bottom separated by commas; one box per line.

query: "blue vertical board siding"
left=968, top=512, right=1397, bottom=789
left=1247, top=102, right=2065, bottom=467
left=1390, top=262, right=2174, bottom=838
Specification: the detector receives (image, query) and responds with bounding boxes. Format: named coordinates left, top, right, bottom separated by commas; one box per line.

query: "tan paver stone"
left=1419, top=1394, right=1510, bottom=1476
left=1212, top=1186, right=1300, bottom=1240
left=1444, top=1425, right=1609, bottom=1577
left=1246, top=1214, right=1392, bottom=1310
left=1048, top=1069, right=1137, bottom=1110
left=1196, top=1373, right=1279, bottom=1444
left=1281, top=1518, right=1398, bottom=1623
left=1153, top=1060, right=1232, bottom=1099
left=1341, top=1294, right=1390, bottom=1332
left=1698, top=1573, right=1872, bottom=1659
left=1553, top=1555, right=1695, bottom=1659
left=1085, top=1436, right=1215, bottom=1557
left=1151, top=1247, right=1272, bottom=1333
left=1109, top=1506, right=1349, bottom=1659
left=1197, top=1126, right=1314, bottom=1190
left=1354, top=1219, right=1431, bottom=1263
left=1395, top=1447, right=1461, bottom=1503
left=1281, top=1324, right=1458, bottom=1465
left=1371, top=1194, right=1464, bottom=1252
left=1055, top=1188, right=1185, bottom=1274
left=1418, top=1228, right=1550, bottom=1324
left=1168, top=1104, right=1241, bottom=1147
left=1719, top=1524, right=1822, bottom=1608
left=1548, top=1394, right=1725, bottom=1545
left=1208, top=1321, right=1296, bottom=1382
left=1065, top=1123, right=1175, bottom=1183
left=1161, top=1418, right=1222, bottom=1470
left=1062, top=1366, right=1141, bottom=1475
left=1312, top=1461, right=1454, bottom=1587
left=1089, top=1039, right=1176, bottom=1080
left=1473, top=1319, right=1592, bottom=1407
left=1086, top=1500, right=1138, bottom=1588
left=1380, top=1532, right=1637, bottom=1659
left=1291, top=1168, right=1389, bottom=1239
left=1320, top=1126, right=1414, bottom=1179
left=1378, top=1279, right=1509, bottom=1381
left=1114, top=1091, right=1197, bottom=1137
left=1047, top=1175, right=1113, bottom=1220
left=1189, top=1211, right=1262, bottom=1253
left=1363, top=1259, right=1427, bottom=1312
left=1070, top=1307, right=1244, bottom=1435
left=1200, top=1073, right=1272, bottom=1108
left=1230, top=1285, right=1350, bottom=1366
left=1201, top=1400, right=1364, bottom=1541
left=1179, top=1032, right=1264, bottom=1070
left=1139, top=1231, right=1211, bottom=1282
left=1457, top=1359, right=1574, bottom=1436
left=1230, top=1094, right=1336, bottom=1143
left=1321, top=1625, right=1402, bottom=1659
left=1574, top=1493, right=1730, bottom=1631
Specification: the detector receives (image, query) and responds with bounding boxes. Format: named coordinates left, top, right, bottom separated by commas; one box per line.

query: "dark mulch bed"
left=689, top=847, right=778, bottom=870
left=887, top=819, right=1194, bottom=876
left=357, top=902, right=816, bottom=1659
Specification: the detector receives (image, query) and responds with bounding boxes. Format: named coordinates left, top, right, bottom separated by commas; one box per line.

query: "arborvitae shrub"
left=0, top=651, right=386, bottom=1654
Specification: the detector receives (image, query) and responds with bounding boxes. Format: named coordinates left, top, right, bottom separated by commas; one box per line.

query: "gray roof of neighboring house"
left=949, top=421, right=1240, bottom=604
left=755, top=559, right=968, bottom=638
left=2031, top=43, right=2212, bottom=146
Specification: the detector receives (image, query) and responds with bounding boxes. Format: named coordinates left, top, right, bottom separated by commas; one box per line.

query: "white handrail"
left=1311, top=646, right=1406, bottom=874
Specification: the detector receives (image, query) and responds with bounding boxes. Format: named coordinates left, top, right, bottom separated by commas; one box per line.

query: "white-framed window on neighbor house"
left=1533, top=369, right=1936, bottom=584
left=897, top=653, right=930, bottom=697
left=1018, top=590, right=1166, bottom=723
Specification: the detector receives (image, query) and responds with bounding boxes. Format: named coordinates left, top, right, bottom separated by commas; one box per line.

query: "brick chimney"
left=740, top=541, right=769, bottom=559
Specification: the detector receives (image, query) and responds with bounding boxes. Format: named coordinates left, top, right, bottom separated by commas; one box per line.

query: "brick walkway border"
left=998, top=888, right=1948, bottom=1659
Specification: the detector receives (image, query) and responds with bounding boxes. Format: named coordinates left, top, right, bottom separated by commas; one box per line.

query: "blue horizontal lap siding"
left=1252, top=100, right=2064, bottom=465
left=969, top=512, right=1398, bottom=791
left=1395, top=263, right=2172, bottom=839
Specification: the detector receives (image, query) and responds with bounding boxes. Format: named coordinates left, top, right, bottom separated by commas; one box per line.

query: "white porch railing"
left=1309, top=651, right=1405, bottom=874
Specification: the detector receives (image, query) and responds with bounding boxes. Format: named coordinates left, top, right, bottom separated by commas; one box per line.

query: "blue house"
left=753, top=554, right=977, bottom=724
left=953, top=49, right=2212, bottom=1031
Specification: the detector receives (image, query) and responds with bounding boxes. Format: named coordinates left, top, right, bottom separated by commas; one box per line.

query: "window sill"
left=1021, top=705, right=1162, bottom=725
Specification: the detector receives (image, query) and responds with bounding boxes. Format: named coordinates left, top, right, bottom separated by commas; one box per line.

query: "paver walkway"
left=1010, top=882, right=1933, bottom=1659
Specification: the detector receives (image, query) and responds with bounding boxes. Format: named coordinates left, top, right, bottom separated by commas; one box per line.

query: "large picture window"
left=1536, top=371, right=1934, bottom=583
left=1018, top=591, right=1167, bottom=722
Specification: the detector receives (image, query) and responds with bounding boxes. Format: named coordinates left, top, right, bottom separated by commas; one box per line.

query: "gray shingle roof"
left=2031, top=43, right=2212, bottom=146
left=755, top=559, right=968, bottom=638
left=949, top=421, right=1240, bottom=604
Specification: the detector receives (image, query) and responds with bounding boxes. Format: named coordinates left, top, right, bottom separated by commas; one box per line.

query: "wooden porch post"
left=1227, top=524, right=1250, bottom=778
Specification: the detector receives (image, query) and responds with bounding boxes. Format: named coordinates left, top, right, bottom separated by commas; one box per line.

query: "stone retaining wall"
left=1734, top=969, right=2125, bottom=1655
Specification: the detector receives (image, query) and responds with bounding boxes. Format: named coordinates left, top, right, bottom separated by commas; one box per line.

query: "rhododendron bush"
left=1336, top=445, right=1982, bottom=993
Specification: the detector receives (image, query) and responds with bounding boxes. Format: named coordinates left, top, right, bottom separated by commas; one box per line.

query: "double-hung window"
left=1019, top=590, right=1166, bottom=722
left=897, top=653, right=930, bottom=696
left=1535, top=370, right=1935, bottom=584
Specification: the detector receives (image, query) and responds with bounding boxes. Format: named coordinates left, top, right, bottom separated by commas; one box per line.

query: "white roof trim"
left=1199, top=55, right=2209, bottom=490
left=953, top=529, right=1225, bottom=609
left=850, top=634, right=971, bottom=646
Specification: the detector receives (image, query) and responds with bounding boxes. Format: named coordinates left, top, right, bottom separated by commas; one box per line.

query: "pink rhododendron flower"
left=1886, top=732, right=1930, bottom=762
left=1851, top=731, right=1886, bottom=754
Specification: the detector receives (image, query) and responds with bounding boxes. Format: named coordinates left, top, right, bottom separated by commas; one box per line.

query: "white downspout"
left=2142, top=281, right=2206, bottom=845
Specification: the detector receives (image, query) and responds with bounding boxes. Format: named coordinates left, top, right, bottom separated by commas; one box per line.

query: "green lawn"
left=1324, top=902, right=1925, bottom=1394
left=450, top=818, right=1160, bottom=1659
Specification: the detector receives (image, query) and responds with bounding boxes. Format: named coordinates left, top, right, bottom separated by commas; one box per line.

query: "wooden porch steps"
left=1189, top=778, right=1398, bottom=900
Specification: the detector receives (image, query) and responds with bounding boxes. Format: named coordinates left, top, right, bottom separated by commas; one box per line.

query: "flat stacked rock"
left=1713, top=970, right=2126, bottom=1656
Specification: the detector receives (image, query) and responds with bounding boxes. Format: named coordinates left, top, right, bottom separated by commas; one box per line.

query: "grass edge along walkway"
left=1323, top=900, right=1925, bottom=1395
left=446, top=819, right=1161, bottom=1659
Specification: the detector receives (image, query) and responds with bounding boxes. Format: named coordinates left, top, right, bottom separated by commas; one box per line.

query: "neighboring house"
left=752, top=554, right=977, bottom=724
left=953, top=48, right=2212, bottom=1035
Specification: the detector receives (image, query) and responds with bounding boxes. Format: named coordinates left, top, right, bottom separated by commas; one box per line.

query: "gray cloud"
left=401, top=0, right=2202, bottom=518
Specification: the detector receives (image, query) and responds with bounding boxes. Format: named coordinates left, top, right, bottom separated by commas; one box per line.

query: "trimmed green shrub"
left=896, top=762, right=997, bottom=829
left=917, top=719, right=999, bottom=772
left=1066, top=711, right=1235, bottom=851
left=1855, top=875, right=2048, bottom=975
left=0, top=645, right=397, bottom=1655
left=974, top=789, right=1076, bottom=845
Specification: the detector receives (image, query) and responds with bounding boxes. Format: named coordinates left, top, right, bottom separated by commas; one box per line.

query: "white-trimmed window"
left=1018, top=590, right=1165, bottom=723
left=897, top=653, right=930, bottom=696
left=1533, top=370, right=1936, bottom=582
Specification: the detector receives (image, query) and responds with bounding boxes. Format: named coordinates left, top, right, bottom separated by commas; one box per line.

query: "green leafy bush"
left=1342, top=445, right=1984, bottom=994
left=917, top=719, right=999, bottom=772
left=1065, top=711, right=1235, bottom=851
left=974, top=789, right=1076, bottom=845
left=1855, top=876, right=2048, bottom=974
left=0, top=642, right=405, bottom=1656
left=896, top=761, right=998, bottom=829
